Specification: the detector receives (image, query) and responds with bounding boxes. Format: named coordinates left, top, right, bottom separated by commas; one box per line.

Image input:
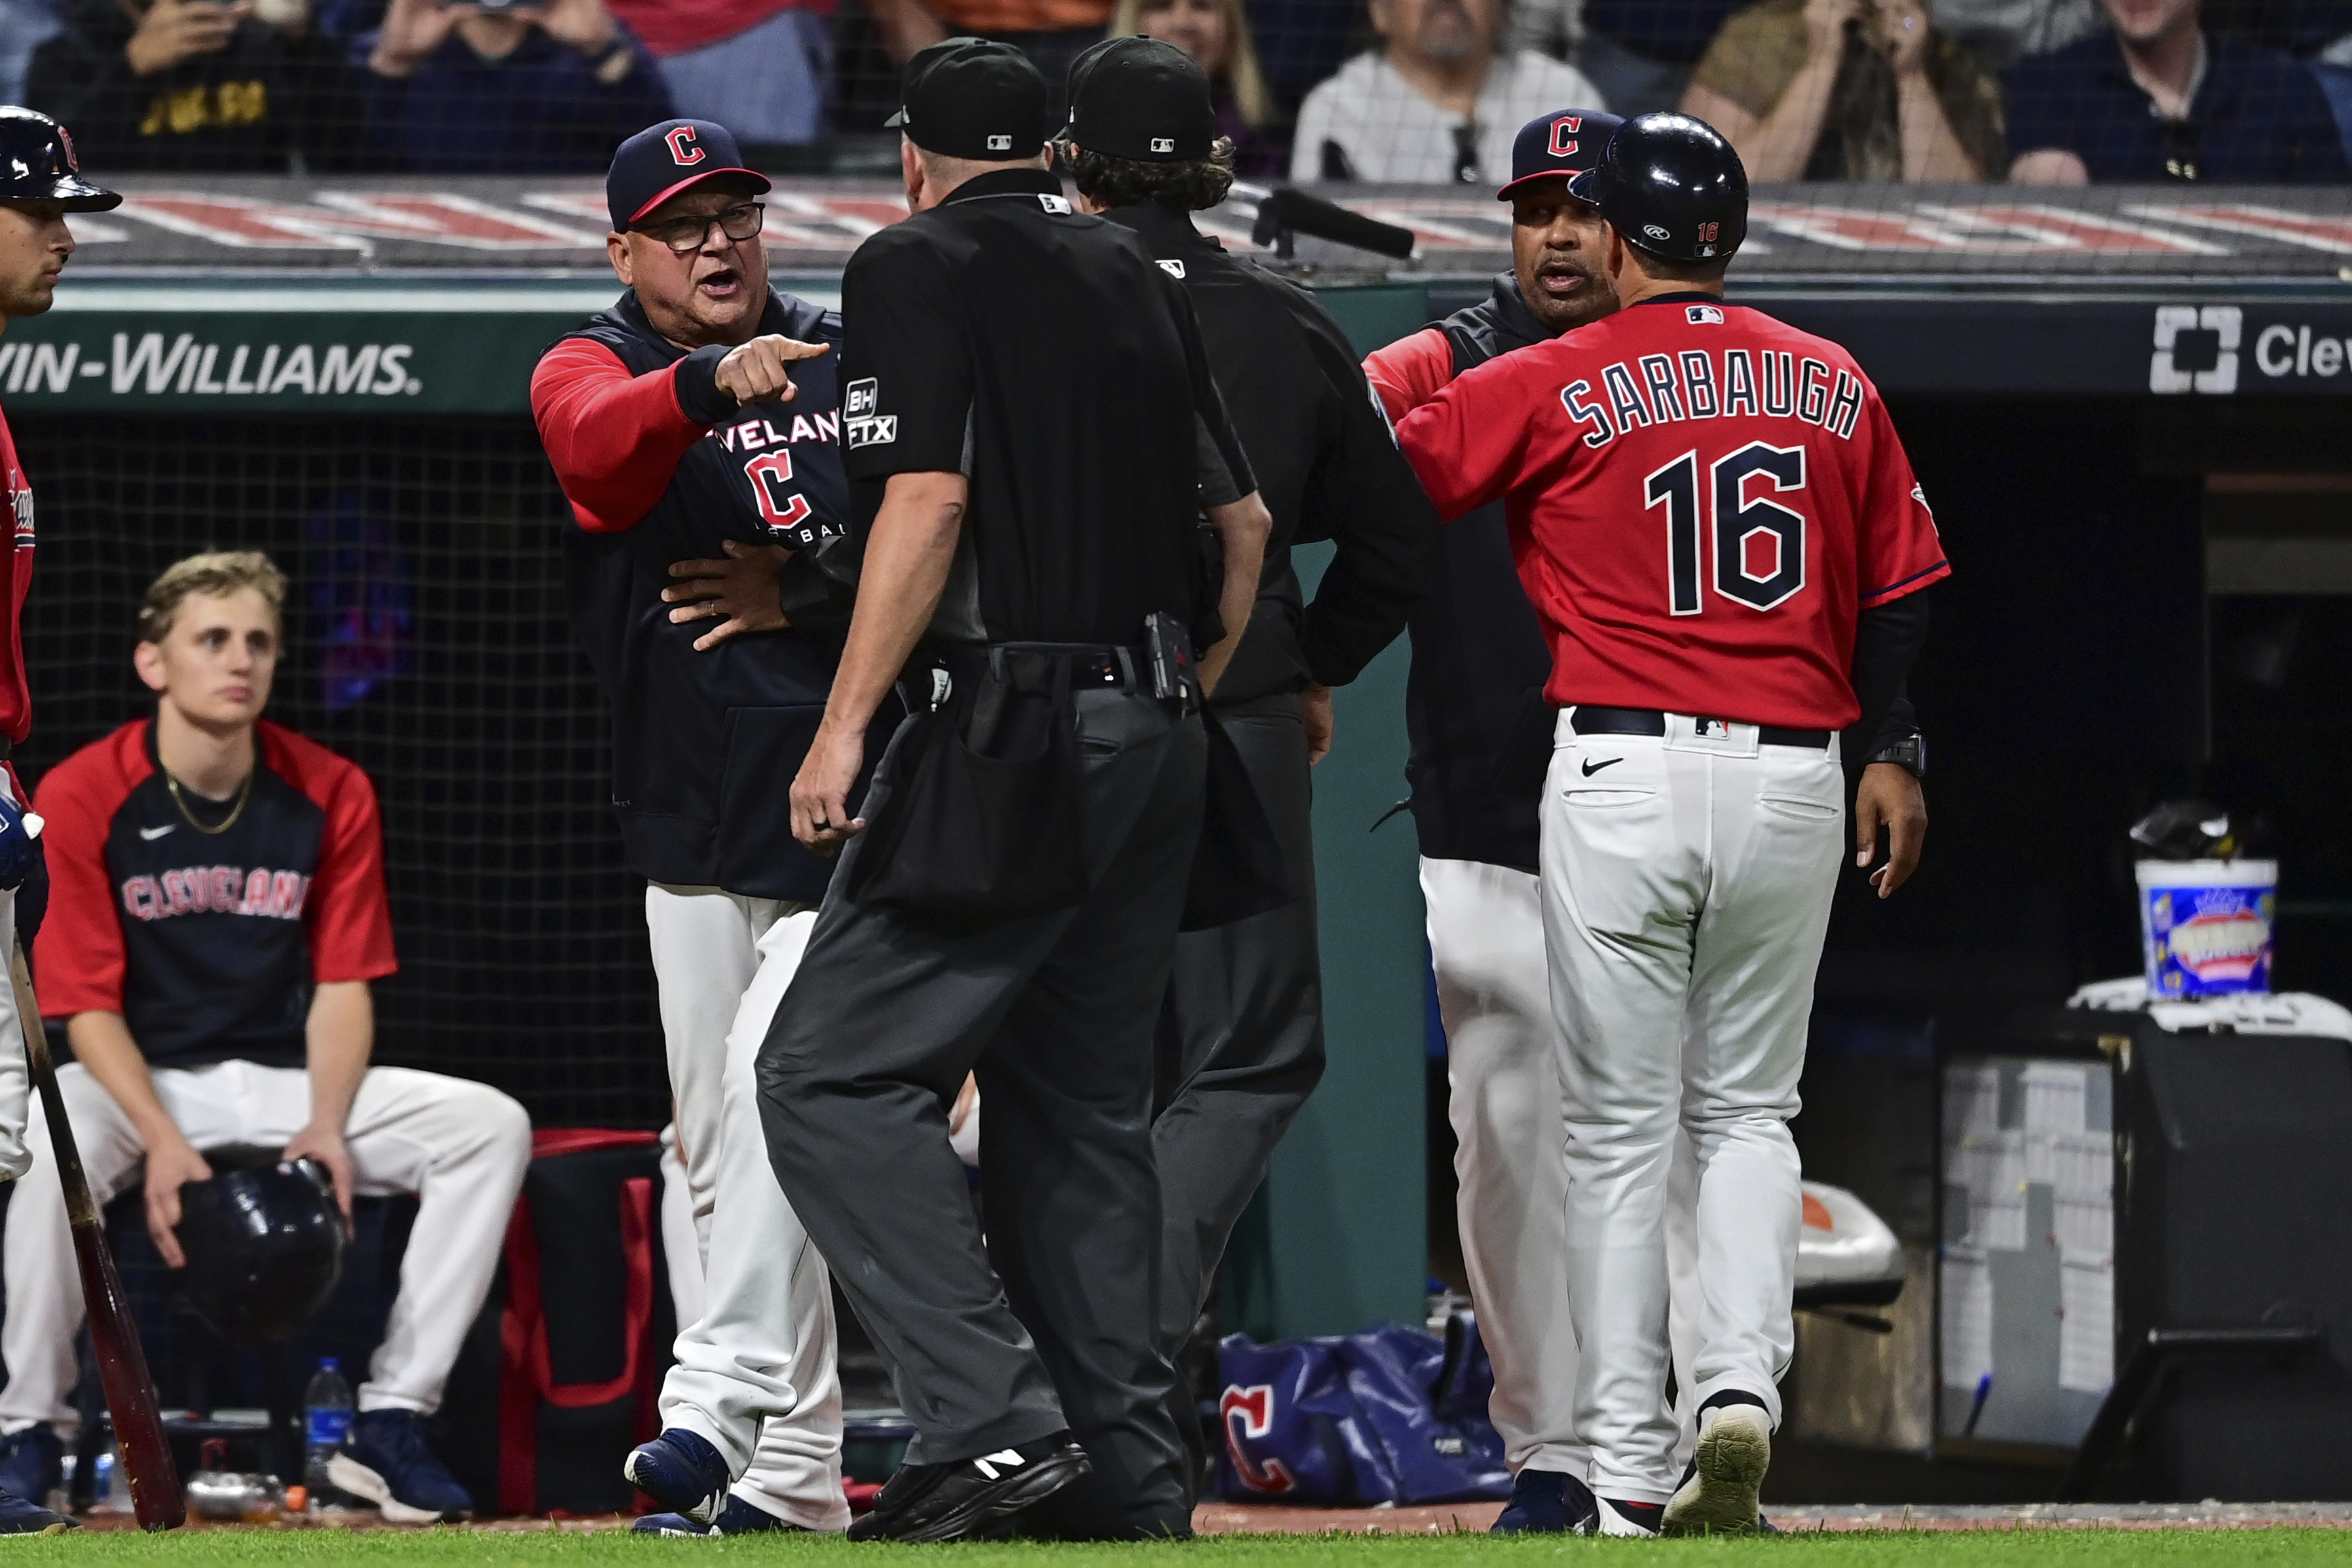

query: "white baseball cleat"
left=1662, top=1403, right=1770, bottom=1537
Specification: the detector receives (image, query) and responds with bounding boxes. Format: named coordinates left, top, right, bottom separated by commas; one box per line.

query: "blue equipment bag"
left=1214, top=1313, right=1511, bottom=1504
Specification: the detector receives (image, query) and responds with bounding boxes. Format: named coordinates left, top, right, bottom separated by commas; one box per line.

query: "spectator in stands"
left=2009, top=0, right=2351, bottom=180
left=26, top=0, right=362, bottom=171
left=0, top=552, right=532, bottom=1526
left=1291, top=0, right=1606, bottom=181
left=355, top=0, right=672, bottom=172
left=0, top=0, right=64, bottom=108
left=1112, top=0, right=1284, bottom=174
left=865, top=0, right=1108, bottom=109
left=1553, top=0, right=1742, bottom=117
left=1679, top=0, right=2003, bottom=181
left=604, top=0, right=832, bottom=149
left=1933, top=0, right=2101, bottom=71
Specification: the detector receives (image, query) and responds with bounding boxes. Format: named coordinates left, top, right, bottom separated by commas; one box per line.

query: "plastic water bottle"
left=303, top=1357, right=355, bottom=1494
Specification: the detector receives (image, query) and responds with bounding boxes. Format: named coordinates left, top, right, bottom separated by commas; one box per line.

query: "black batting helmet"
left=0, top=107, right=121, bottom=212
left=174, top=1158, right=346, bottom=1344
left=1569, top=112, right=1745, bottom=263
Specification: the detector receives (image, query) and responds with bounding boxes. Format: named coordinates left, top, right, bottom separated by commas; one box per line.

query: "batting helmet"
left=174, top=1157, right=346, bottom=1343
left=1568, top=112, right=1745, bottom=264
left=0, top=107, right=121, bottom=212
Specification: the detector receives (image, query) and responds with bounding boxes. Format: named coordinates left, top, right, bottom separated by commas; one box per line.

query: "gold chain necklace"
left=162, top=765, right=255, bottom=836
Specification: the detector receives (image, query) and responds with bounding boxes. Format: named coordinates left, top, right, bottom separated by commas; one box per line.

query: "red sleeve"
left=1394, top=350, right=1544, bottom=524
left=30, top=739, right=133, bottom=1018
left=1854, top=390, right=1952, bottom=607
left=1362, top=327, right=1455, bottom=422
left=276, top=736, right=398, bottom=984
left=530, top=337, right=712, bottom=534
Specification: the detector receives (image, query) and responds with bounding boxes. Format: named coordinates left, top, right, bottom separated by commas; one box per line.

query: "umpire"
left=757, top=38, right=1272, bottom=1545
left=1058, top=36, right=1438, bottom=1493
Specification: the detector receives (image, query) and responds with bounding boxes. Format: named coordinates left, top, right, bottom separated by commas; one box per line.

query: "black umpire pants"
left=1151, top=694, right=1325, bottom=1466
left=758, top=680, right=1206, bottom=1540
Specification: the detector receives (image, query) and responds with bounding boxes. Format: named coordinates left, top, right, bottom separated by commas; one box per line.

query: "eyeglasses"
left=635, top=202, right=766, bottom=254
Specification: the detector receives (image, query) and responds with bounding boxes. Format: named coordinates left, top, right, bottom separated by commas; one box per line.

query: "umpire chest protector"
left=562, top=288, right=856, bottom=904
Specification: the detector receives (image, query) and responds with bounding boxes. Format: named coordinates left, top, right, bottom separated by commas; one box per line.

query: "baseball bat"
left=10, top=944, right=184, bottom=1531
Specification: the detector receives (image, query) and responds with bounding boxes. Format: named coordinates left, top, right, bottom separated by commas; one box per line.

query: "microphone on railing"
left=1233, top=183, right=1417, bottom=261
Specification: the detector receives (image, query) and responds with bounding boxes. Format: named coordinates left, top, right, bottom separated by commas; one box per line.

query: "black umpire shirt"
left=1101, top=200, right=1436, bottom=707
left=838, top=168, right=1254, bottom=646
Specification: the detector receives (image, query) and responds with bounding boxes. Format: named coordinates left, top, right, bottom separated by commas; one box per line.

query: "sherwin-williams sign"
left=0, top=284, right=648, bottom=414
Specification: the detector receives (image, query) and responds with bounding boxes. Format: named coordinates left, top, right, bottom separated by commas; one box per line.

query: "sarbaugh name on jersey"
left=1563, top=346, right=1867, bottom=452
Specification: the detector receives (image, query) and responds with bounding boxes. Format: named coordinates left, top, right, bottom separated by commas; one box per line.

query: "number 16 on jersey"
left=1647, top=442, right=1808, bottom=616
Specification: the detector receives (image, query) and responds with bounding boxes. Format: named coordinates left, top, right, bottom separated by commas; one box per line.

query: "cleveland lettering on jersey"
left=1563, top=348, right=1866, bottom=451
left=120, top=867, right=310, bottom=922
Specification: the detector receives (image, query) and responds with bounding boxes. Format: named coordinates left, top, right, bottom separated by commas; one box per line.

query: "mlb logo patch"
left=1686, top=305, right=1725, bottom=324
left=1151, top=137, right=1175, bottom=153
left=986, top=133, right=1013, bottom=151
left=845, top=378, right=878, bottom=417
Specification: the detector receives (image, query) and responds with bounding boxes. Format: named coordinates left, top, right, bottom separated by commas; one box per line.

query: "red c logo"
left=1549, top=116, right=1582, bottom=157
left=1219, top=1386, right=1296, bottom=1495
left=665, top=126, right=704, bottom=166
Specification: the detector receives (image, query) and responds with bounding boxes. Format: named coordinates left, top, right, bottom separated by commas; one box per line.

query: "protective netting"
left=12, top=413, right=663, bottom=1130
left=5, top=0, right=2346, bottom=201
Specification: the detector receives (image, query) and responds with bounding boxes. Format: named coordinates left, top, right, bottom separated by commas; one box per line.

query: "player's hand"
left=715, top=337, right=829, bottom=407
left=1873, top=0, right=1930, bottom=75
left=126, top=0, right=251, bottom=75
left=282, top=1123, right=356, bottom=1231
left=664, top=540, right=794, bottom=650
left=1854, top=760, right=1926, bottom=899
left=1301, top=683, right=1334, bottom=766
left=1801, top=0, right=1862, bottom=62
left=790, top=721, right=867, bottom=853
left=143, top=1134, right=215, bottom=1269
left=367, top=0, right=463, bottom=75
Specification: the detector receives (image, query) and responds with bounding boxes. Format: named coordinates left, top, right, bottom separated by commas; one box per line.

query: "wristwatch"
left=1865, top=732, right=1926, bottom=778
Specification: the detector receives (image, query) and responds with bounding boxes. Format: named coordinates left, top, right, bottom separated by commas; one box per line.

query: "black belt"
left=1570, top=705, right=1830, bottom=751
left=918, top=643, right=1141, bottom=705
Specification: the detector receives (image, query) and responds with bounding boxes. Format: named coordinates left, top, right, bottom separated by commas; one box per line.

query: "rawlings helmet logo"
left=1643, top=223, right=1671, bottom=240
left=56, top=123, right=79, bottom=170
left=1548, top=116, right=1581, bottom=157
left=665, top=126, right=704, bottom=166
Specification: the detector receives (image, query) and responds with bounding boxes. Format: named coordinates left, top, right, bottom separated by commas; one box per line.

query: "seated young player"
left=0, top=551, right=532, bottom=1523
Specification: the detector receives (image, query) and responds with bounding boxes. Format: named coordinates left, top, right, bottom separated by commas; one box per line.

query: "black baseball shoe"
left=846, top=1433, right=1091, bottom=1544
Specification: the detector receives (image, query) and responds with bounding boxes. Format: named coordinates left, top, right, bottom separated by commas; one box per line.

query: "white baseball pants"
left=1540, top=711, right=1841, bottom=1504
left=0, top=768, right=31, bottom=1184
left=1425, top=857, right=1702, bottom=1482
left=645, top=885, right=846, bottom=1532
left=0, top=1058, right=530, bottom=1434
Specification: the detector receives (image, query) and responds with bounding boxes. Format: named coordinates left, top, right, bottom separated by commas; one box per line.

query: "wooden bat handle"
left=11, top=946, right=185, bottom=1531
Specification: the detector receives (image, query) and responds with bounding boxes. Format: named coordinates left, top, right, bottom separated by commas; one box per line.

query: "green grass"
left=10, top=1530, right=2351, bottom=1568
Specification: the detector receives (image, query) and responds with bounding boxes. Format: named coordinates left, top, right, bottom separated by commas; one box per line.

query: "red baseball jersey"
left=33, top=719, right=396, bottom=1065
left=1395, top=294, right=1950, bottom=730
left=0, top=406, right=37, bottom=744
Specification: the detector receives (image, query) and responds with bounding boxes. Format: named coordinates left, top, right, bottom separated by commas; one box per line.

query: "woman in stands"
left=1112, top=0, right=1284, bottom=174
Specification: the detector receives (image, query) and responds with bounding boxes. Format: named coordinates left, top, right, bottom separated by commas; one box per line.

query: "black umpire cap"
left=607, top=118, right=771, bottom=234
left=1064, top=35, right=1216, bottom=163
left=1569, top=111, right=1746, bottom=263
left=1496, top=108, right=1623, bottom=200
left=887, top=38, right=1052, bottom=161
left=0, top=107, right=121, bottom=211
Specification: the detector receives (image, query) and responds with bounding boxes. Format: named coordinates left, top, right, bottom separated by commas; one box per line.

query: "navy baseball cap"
left=1065, top=35, right=1216, bottom=162
left=887, top=38, right=1052, bottom=160
left=607, top=119, right=771, bottom=233
left=1496, top=109, right=1622, bottom=201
